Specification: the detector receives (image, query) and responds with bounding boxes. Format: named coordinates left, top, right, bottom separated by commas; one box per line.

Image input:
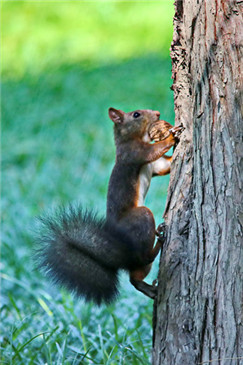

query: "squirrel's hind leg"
left=129, top=265, right=157, bottom=299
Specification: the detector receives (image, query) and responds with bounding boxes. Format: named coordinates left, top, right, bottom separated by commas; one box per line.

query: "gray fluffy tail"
left=35, top=205, right=134, bottom=305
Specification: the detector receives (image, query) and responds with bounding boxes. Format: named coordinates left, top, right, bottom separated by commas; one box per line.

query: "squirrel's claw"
left=169, top=124, right=185, bottom=139
left=156, top=222, right=166, bottom=241
left=152, top=278, right=158, bottom=287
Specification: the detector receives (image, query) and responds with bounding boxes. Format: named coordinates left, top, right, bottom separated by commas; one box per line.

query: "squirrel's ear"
left=108, top=108, right=124, bottom=124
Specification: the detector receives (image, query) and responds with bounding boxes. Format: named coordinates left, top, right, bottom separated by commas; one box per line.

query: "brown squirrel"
left=36, top=108, right=183, bottom=304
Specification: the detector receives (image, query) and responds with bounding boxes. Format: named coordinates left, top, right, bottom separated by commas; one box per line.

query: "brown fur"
left=107, top=108, right=180, bottom=298
left=36, top=107, right=183, bottom=304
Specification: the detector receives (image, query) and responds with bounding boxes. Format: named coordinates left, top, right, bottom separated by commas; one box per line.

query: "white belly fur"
left=137, top=157, right=171, bottom=207
left=137, top=164, right=153, bottom=206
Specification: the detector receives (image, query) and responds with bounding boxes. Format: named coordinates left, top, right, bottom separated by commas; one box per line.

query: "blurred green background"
left=2, top=1, right=174, bottom=364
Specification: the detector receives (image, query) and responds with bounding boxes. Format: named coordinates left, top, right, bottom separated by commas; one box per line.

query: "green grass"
left=2, top=1, right=174, bottom=78
left=1, top=2, right=174, bottom=364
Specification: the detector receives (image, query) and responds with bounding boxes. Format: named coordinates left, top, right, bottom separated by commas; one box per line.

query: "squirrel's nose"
left=154, top=111, right=160, bottom=119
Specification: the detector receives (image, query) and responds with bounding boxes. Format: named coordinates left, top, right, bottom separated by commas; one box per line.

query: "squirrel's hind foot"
left=156, top=222, right=166, bottom=242
left=130, top=279, right=157, bottom=299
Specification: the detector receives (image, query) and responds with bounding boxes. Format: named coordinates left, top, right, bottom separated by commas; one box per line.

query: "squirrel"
left=35, top=108, right=183, bottom=305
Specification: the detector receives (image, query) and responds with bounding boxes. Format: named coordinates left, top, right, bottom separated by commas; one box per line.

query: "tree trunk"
left=153, top=1, right=243, bottom=364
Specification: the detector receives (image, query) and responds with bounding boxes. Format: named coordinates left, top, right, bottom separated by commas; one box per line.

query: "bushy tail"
left=35, top=205, right=134, bottom=305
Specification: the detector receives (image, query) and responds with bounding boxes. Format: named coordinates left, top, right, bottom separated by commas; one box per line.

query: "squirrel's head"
left=108, top=107, right=160, bottom=142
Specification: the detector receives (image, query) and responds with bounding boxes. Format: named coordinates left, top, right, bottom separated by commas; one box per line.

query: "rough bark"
left=153, top=1, right=243, bottom=364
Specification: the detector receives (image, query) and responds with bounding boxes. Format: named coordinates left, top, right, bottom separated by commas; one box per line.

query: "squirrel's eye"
left=133, top=112, right=141, bottom=118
